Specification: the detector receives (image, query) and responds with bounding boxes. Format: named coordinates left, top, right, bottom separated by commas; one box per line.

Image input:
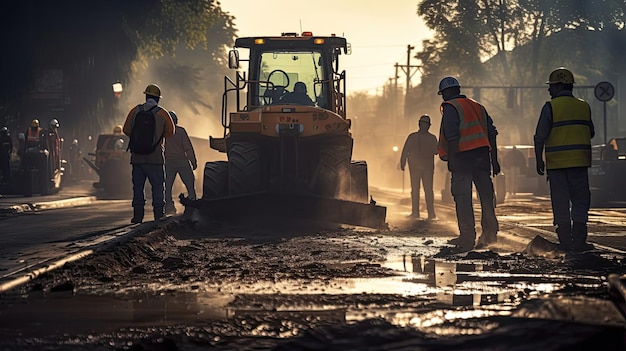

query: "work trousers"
left=165, top=159, right=197, bottom=212
left=546, top=167, right=590, bottom=226
left=506, top=166, right=522, bottom=194
left=408, top=166, right=435, bottom=217
left=0, top=154, right=10, bottom=183
left=132, top=163, right=165, bottom=209
left=450, top=150, right=498, bottom=240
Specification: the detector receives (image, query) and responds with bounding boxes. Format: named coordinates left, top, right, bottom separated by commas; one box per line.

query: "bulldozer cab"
left=224, top=32, right=350, bottom=123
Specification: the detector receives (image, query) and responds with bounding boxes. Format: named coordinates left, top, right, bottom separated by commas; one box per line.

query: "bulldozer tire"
left=202, top=161, right=229, bottom=199
left=228, top=142, right=262, bottom=195
left=350, top=160, right=369, bottom=203
left=314, top=145, right=351, bottom=198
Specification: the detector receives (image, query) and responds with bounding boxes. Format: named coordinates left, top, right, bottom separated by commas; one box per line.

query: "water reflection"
left=1, top=252, right=620, bottom=342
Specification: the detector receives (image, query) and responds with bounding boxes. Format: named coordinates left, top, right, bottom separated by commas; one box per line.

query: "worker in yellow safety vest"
left=533, top=67, right=595, bottom=253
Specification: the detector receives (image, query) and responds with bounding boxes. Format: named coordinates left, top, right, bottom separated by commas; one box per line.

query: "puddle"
left=2, top=250, right=620, bottom=342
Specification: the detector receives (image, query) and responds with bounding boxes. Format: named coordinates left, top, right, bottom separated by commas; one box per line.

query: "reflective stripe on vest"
left=26, top=127, right=41, bottom=142
left=545, top=96, right=592, bottom=169
left=438, top=97, right=491, bottom=158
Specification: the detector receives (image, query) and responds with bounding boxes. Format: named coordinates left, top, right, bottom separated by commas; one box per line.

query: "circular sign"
left=594, top=81, right=614, bottom=102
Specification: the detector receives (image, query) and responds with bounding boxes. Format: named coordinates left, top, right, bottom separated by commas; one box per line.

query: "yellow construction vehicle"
left=83, top=131, right=131, bottom=198
left=181, top=32, right=386, bottom=228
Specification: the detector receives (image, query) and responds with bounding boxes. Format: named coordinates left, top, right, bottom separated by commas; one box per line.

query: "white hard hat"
left=438, top=76, right=461, bottom=95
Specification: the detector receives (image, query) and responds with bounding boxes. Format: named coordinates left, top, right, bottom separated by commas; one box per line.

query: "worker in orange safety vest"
left=437, top=76, right=500, bottom=252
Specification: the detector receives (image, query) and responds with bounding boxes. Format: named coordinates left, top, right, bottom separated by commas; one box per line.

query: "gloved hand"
left=492, top=159, right=501, bottom=176
left=536, top=159, right=545, bottom=176
left=191, top=162, right=198, bottom=171
left=447, top=158, right=455, bottom=173
left=399, top=162, right=405, bottom=172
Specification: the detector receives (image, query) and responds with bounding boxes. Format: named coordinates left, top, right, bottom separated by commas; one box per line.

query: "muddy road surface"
left=1, top=191, right=625, bottom=350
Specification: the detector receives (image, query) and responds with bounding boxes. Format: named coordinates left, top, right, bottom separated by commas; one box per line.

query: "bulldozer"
left=181, top=31, right=387, bottom=229
left=83, top=129, right=131, bottom=198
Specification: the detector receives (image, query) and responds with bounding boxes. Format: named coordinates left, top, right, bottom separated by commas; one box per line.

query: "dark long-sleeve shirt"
left=400, top=129, right=438, bottom=170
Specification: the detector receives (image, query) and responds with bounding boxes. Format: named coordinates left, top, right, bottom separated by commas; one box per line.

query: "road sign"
left=594, top=81, right=614, bottom=102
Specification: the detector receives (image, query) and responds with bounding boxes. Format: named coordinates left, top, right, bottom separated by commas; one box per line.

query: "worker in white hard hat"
left=437, top=76, right=500, bottom=252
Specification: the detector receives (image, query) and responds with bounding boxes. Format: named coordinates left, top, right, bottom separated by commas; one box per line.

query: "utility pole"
left=396, top=45, right=421, bottom=129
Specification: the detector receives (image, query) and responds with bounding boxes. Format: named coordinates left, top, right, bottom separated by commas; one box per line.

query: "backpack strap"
left=148, top=105, right=163, bottom=146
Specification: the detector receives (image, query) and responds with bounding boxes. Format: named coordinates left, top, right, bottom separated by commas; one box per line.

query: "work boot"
left=448, top=236, right=475, bottom=252
left=475, top=232, right=497, bottom=249
left=182, top=205, right=194, bottom=219
left=131, top=206, right=144, bottom=224
left=154, top=206, right=164, bottom=222
left=572, top=222, right=594, bottom=252
left=555, top=223, right=573, bottom=252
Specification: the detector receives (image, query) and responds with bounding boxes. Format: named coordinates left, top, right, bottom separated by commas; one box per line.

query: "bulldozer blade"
left=82, top=157, right=100, bottom=175
left=180, top=193, right=387, bottom=229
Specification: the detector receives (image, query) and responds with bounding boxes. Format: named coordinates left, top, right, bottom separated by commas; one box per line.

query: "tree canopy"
left=412, top=0, right=625, bottom=143
left=0, top=0, right=235, bottom=139
left=416, top=0, right=625, bottom=87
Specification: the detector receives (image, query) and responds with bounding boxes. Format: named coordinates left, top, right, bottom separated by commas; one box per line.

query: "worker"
left=0, top=126, right=12, bottom=184
left=45, top=118, right=62, bottom=177
left=67, top=139, right=82, bottom=182
left=123, top=84, right=175, bottom=224
left=437, top=76, right=500, bottom=251
left=503, top=146, right=526, bottom=195
left=164, top=110, right=198, bottom=216
left=400, top=114, right=438, bottom=219
left=533, top=67, right=595, bottom=252
left=279, top=82, right=315, bottom=106
left=24, top=119, right=43, bottom=152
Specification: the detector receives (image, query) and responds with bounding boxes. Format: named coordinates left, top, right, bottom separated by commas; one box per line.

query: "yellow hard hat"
left=143, top=84, right=162, bottom=98
left=546, top=67, right=575, bottom=84
left=113, top=125, right=123, bottom=134
left=31, top=119, right=40, bottom=127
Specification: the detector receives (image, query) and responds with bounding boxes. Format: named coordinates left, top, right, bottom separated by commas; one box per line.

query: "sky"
left=220, top=0, right=433, bottom=95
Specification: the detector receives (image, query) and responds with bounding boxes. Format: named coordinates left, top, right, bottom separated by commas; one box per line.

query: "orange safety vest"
left=438, top=97, right=491, bottom=159
left=26, top=127, right=42, bottom=143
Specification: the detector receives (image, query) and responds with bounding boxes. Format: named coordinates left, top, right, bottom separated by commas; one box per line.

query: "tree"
left=0, top=0, right=235, bottom=140
left=414, top=0, right=625, bottom=142
left=416, top=0, right=625, bottom=84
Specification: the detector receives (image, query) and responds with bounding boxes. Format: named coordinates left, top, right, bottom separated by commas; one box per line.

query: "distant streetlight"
left=112, top=82, right=123, bottom=98
left=392, top=145, right=405, bottom=192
